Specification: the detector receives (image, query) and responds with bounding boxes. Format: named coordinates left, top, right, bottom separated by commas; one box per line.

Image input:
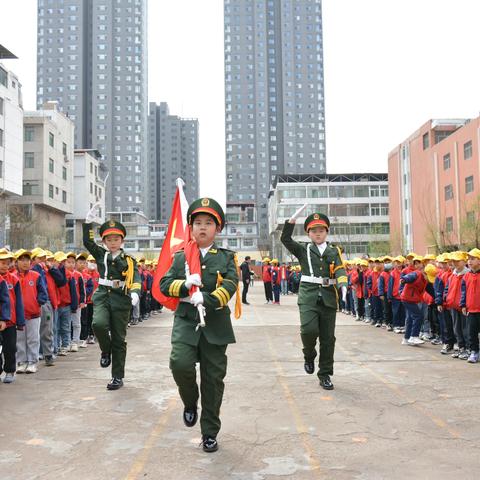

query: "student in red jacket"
left=461, top=248, right=480, bottom=363
left=400, top=256, right=427, bottom=346
left=77, top=252, right=94, bottom=348
left=262, top=257, right=273, bottom=304
left=388, top=256, right=406, bottom=334
left=445, top=252, right=470, bottom=359
left=55, top=252, right=79, bottom=356
left=15, top=249, right=48, bottom=374
left=0, top=248, right=16, bottom=383
left=65, top=252, right=86, bottom=352
left=84, top=255, right=99, bottom=343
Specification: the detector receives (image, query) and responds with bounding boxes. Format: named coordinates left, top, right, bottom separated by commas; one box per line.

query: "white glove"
left=341, top=286, right=347, bottom=303
left=185, top=273, right=202, bottom=289
left=190, top=291, right=204, bottom=306
left=131, top=292, right=140, bottom=307
left=289, top=203, right=308, bottom=223
left=85, top=202, right=100, bottom=223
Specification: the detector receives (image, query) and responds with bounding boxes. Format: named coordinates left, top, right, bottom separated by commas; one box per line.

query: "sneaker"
left=451, top=350, right=460, bottom=358
left=387, top=325, right=393, bottom=332
left=87, top=336, right=96, bottom=344
left=393, top=327, right=401, bottom=334
left=79, top=340, right=88, bottom=348
left=355, top=315, right=360, bottom=320
left=57, top=348, right=68, bottom=356
left=467, top=351, right=479, bottom=363
left=3, top=373, right=15, bottom=383
left=70, top=343, right=79, bottom=353
left=44, top=356, right=55, bottom=367
left=441, top=344, right=453, bottom=355
left=26, top=363, right=38, bottom=374
left=16, top=362, right=28, bottom=374
left=401, top=338, right=409, bottom=345
left=407, top=337, right=425, bottom=346
left=430, top=337, right=442, bottom=346
left=375, top=323, right=381, bottom=328
left=459, top=349, right=470, bottom=360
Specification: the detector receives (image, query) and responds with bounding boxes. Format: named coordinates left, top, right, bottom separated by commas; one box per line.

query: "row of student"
left=342, top=250, right=480, bottom=363
left=260, top=258, right=303, bottom=304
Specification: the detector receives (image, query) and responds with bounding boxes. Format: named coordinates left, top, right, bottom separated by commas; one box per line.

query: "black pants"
left=357, top=297, right=365, bottom=318
left=428, top=304, right=440, bottom=337
left=263, top=282, right=273, bottom=302
left=140, top=292, right=147, bottom=317
left=80, top=304, right=94, bottom=340
left=469, top=312, right=480, bottom=352
left=383, top=297, right=392, bottom=326
left=0, top=325, right=17, bottom=374
left=242, top=280, right=249, bottom=303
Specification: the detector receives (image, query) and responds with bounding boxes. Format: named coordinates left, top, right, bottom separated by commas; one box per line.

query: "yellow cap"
left=0, top=248, right=14, bottom=260
left=451, top=251, right=468, bottom=262
left=87, top=254, right=95, bottom=262
left=31, top=247, right=47, bottom=259
left=393, top=255, right=406, bottom=263
left=14, top=249, right=32, bottom=259
left=54, top=251, right=68, bottom=263
left=406, top=252, right=417, bottom=259
left=65, top=251, right=76, bottom=259
left=263, top=257, right=271, bottom=263
left=270, top=258, right=279, bottom=264
left=383, top=255, right=393, bottom=262
left=467, top=248, right=480, bottom=260
left=76, top=252, right=89, bottom=260
left=359, top=259, right=369, bottom=267
left=412, top=255, right=424, bottom=263
left=424, top=264, right=438, bottom=283
left=44, top=250, right=54, bottom=259
left=422, top=254, right=436, bottom=262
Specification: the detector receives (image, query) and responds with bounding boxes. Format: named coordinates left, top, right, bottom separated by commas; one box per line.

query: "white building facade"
left=269, top=174, right=390, bottom=261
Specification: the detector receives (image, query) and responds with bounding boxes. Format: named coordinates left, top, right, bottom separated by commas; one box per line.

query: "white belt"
left=300, top=275, right=336, bottom=286
left=98, top=278, right=125, bottom=288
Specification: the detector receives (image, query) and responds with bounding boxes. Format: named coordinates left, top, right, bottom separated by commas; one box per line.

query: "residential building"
left=388, top=117, right=480, bottom=254
left=268, top=174, right=390, bottom=261
left=148, top=102, right=199, bottom=222
left=0, top=50, right=23, bottom=246
left=224, top=0, right=326, bottom=243
left=65, top=149, right=107, bottom=250
left=36, top=0, right=148, bottom=213
left=9, top=102, right=74, bottom=249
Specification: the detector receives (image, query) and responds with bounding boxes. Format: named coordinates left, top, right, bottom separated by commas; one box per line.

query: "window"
left=422, top=132, right=429, bottom=150
left=443, top=153, right=451, bottom=170
left=466, top=211, right=475, bottom=224
left=62, top=166, right=67, bottom=180
left=228, top=238, right=238, bottom=247
left=0, top=97, right=4, bottom=115
left=24, top=126, right=35, bottom=141
left=444, top=184, right=453, bottom=200
left=22, top=182, right=39, bottom=195
left=24, top=152, right=34, bottom=168
left=49, top=158, right=54, bottom=173
left=49, top=132, right=54, bottom=147
left=62, top=142, right=67, bottom=155
left=464, top=141, right=472, bottom=160
left=62, top=190, right=67, bottom=203
left=465, top=175, right=474, bottom=194
left=445, top=217, right=453, bottom=232
left=0, top=128, right=3, bottom=147
left=49, top=184, right=54, bottom=198
left=0, top=67, right=7, bottom=87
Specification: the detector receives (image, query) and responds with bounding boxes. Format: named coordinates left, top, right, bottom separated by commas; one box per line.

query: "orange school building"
left=388, top=117, right=480, bottom=254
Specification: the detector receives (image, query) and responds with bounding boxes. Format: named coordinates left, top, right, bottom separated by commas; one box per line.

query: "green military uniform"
left=160, top=197, right=238, bottom=445
left=281, top=214, right=347, bottom=379
left=83, top=221, right=141, bottom=381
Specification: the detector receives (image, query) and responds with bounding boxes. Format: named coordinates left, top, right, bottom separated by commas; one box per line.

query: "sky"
left=1, top=0, right=480, bottom=207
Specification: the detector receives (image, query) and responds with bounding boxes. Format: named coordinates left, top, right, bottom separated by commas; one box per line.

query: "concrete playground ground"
left=2, top=283, right=479, bottom=480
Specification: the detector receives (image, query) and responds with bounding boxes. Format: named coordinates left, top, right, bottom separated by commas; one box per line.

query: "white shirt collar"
left=315, top=241, right=327, bottom=255
left=200, top=244, right=213, bottom=258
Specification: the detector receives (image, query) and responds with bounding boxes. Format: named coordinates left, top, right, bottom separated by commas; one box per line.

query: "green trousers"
left=92, top=292, right=131, bottom=379
left=170, top=334, right=228, bottom=437
left=299, top=297, right=336, bottom=378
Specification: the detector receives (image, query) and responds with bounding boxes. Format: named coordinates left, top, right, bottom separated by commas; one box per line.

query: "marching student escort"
left=83, top=205, right=141, bottom=391
left=281, top=204, right=347, bottom=390
left=160, top=197, right=240, bottom=453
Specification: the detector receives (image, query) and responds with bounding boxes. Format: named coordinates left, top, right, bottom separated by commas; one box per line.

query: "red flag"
left=152, top=186, right=187, bottom=310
